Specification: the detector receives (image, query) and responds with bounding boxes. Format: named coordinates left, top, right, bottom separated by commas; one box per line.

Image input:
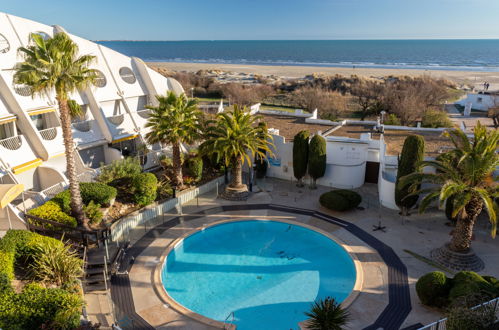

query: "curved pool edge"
left=153, top=218, right=364, bottom=329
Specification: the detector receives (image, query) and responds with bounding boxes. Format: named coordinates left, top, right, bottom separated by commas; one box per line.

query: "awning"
left=27, top=107, right=56, bottom=116
left=0, top=184, right=24, bottom=209
left=0, top=114, right=16, bottom=125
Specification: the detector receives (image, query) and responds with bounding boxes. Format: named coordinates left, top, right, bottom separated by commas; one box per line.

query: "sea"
left=97, top=40, right=499, bottom=72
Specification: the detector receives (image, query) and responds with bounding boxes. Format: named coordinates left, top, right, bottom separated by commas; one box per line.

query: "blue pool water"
left=161, top=220, right=356, bottom=330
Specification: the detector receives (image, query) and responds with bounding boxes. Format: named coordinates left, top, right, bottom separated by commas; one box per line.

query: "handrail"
left=39, top=127, right=58, bottom=140
left=107, top=114, right=125, bottom=126
left=223, top=311, right=235, bottom=329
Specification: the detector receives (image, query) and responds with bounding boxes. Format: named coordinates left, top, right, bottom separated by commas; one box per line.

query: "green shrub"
left=319, top=190, right=362, bottom=212
left=0, top=251, right=14, bottom=281
left=308, top=134, right=326, bottom=188
left=446, top=305, right=497, bottom=330
left=384, top=113, right=401, bottom=125
left=449, top=271, right=495, bottom=304
left=293, top=130, right=310, bottom=186
left=188, top=157, right=203, bottom=181
left=97, top=157, right=142, bottom=184
left=0, top=273, right=11, bottom=294
left=157, top=179, right=173, bottom=199
left=80, top=182, right=117, bottom=206
left=395, top=135, right=425, bottom=215
left=27, top=201, right=77, bottom=229
left=422, top=109, right=453, bottom=128
left=83, top=201, right=103, bottom=225
left=416, top=271, right=451, bottom=307
left=52, top=190, right=71, bottom=214
left=132, top=173, right=158, bottom=206
left=0, top=283, right=83, bottom=330
left=30, top=239, right=83, bottom=286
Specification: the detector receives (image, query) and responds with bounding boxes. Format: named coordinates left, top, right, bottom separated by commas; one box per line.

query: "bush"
left=97, top=157, right=142, bottom=184
left=30, top=239, right=83, bottom=286
left=27, top=201, right=77, bottom=229
left=80, top=182, right=117, bottom=206
left=395, top=135, right=425, bottom=215
left=0, top=283, right=83, bottom=330
left=449, top=271, right=495, bottom=304
left=293, top=130, right=310, bottom=186
left=188, top=157, right=203, bottom=181
left=384, top=113, right=401, bottom=125
left=422, top=109, right=453, bottom=128
left=52, top=190, right=71, bottom=214
left=446, top=305, right=497, bottom=330
left=319, top=190, right=362, bottom=212
left=308, top=134, right=326, bottom=188
left=132, top=173, right=158, bottom=206
left=304, top=297, right=350, bottom=330
left=83, top=201, right=103, bottom=225
left=415, top=271, right=450, bottom=307
left=157, top=179, right=173, bottom=199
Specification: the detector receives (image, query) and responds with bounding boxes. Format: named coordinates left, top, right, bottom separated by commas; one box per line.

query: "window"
left=0, top=34, right=10, bottom=54
left=119, top=67, right=136, bottom=84
left=30, top=114, right=46, bottom=130
left=0, top=122, right=15, bottom=140
left=93, top=70, right=107, bottom=88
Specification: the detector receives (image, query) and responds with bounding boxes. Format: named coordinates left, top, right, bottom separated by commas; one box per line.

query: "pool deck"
left=107, top=178, right=499, bottom=329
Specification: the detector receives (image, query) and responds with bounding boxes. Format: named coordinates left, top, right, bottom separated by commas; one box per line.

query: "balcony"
left=131, top=109, right=152, bottom=135
left=71, top=120, right=105, bottom=147
left=105, top=113, right=138, bottom=143
left=39, top=127, right=58, bottom=140
left=0, top=134, right=40, bottom=170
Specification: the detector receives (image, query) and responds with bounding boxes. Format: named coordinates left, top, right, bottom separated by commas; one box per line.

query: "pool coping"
left=152, top=218, right=364, bottom=329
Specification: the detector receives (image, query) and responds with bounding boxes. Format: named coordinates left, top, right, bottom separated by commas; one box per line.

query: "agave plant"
left=304, top=297, right=350, bottom=330
left=30, top=240, right=83, bottom=286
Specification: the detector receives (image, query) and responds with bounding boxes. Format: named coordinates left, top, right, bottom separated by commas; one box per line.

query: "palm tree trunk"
left=172, top=142, right=183, bottom=187
left=57, top=97, right=88, bottom=229
left=230, top=157, right=243, bottom=188
left=449, top=199, right=482, bottom=253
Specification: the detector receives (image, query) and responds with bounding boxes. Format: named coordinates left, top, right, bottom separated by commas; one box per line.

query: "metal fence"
left=418, top=297, right=499, bottom=330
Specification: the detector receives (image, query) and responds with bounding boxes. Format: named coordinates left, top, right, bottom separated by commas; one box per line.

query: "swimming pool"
left=160, top=220, right=358, bottom=330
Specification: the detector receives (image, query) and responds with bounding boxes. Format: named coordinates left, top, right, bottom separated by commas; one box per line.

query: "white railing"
left=418, top=297, right=499, bottom=330
left=109, top=176, right=224, bottom=242
left=39, top=127, right=58, bottom=140
left=40, top=181, right=67, bottom=200
left=106, top=114, right=125, bottom=126
left=0, top=135, right=22, bottom=150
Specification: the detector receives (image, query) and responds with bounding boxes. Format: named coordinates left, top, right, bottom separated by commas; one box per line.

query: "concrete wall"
left=457, top=93, right=497, bottom=111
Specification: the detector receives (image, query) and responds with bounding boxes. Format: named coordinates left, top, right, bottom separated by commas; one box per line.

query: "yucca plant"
left=30, top=240, right=83, bottom=286
left=304, top=297, right=350, bottom=330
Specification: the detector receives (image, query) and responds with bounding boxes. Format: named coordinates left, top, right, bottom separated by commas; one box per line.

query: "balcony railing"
left=72, top=120, right=91, bottom=132
left=39, top=127, right=58, bottom=141
left=107, top=114, right=125, bottom=126
left=136, top=109, right=151, bottom=119
left=0, top=135, right=22, bottom=150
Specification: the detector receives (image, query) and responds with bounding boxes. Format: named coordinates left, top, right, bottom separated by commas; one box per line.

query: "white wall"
left=457, top=93, right=497, bottom=111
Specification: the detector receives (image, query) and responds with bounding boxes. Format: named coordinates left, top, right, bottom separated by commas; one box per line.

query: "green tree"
left=304, top=297, right=350, bottom=330
left=145, top=91, right=202, bottom=188
left=308, top=134, right=326, bottom=189
left=395, top=135, right=425, bottom=215
left=14, top=32, right=97, bottom=229
left=399, top=123, right=498, bottom=256
left=293, top=130, right=310, bottom=187
left=200, top=105, right=272, bottom=196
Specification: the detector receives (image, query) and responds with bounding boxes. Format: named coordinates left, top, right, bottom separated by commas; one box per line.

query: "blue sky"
left=2, top=0, right=499, bottom=40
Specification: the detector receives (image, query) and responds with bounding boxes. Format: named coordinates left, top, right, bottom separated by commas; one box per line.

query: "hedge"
left=53, top=182, right=116, bottom=211
left=0, top=231, right=81, bottom=329
left=415, top=271, right=450, bottom=307
left=293, top=130, right=310, bottom=185
left=319, top=190, right=362, bottom=212
left=395, top=135, right=425, bottom=214
left=188, top=157, right=203, bottom=181
left=416, top=271, right=499, bottom=308
left=27, top=201, right=77, bottom=229
left=132, top=173, right=158, bottom=206
left=308, top=134, right=326, bottom=187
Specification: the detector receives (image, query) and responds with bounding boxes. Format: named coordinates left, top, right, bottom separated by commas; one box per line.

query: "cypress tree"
left=308, top=134, right=327, bottom=189
left=395, top=135, right=425, bottom=215
left=293, top=130, right=310, bottom=187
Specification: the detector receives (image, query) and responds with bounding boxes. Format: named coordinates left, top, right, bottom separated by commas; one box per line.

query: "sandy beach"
left=148, top=62, right=499, bottom=90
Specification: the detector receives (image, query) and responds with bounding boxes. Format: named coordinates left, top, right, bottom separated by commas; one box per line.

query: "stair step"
left=83, top=273, right=110, bottom=285
left=85, top=266, right=106, bottom=275
left=83, top=283, right=108, bottom=292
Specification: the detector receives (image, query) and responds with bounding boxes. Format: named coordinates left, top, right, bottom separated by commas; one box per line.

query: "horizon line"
left=94, top=38, right=499, bottom=42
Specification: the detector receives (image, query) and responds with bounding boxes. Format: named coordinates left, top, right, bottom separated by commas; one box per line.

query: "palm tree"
left=399, top=123, right=498, bottom=256
left=304, top=297, right=350, bottom=330
left=200, top=105, right=272, bottom=197
left=14, top=32, right=97, bottom=229
left=145, top=91, right=202, bottom=188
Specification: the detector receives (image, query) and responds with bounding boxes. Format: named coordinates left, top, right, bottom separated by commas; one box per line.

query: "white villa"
left=0, top=12, right=183, bottom=227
